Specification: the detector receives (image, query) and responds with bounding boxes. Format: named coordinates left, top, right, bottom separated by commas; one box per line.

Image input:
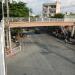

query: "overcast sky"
left=14, top=0, right=75, bottom=14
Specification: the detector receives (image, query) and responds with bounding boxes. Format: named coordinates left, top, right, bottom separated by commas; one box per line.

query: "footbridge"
left=6, top=17, right=75, bottom=28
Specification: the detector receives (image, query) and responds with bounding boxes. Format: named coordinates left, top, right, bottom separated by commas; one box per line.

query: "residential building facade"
left=42, top=0, right=61, bottom=17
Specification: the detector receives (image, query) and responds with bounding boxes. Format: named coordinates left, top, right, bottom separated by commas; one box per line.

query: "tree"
left=11, top=28, right=23, bottom=40
left=5, top=1, right=30, bottom=38
left=0, top=1, right=30, bottom=17
left=51, top=13, right=64, bottom=18
left=9, top=1, right=29, bottom=17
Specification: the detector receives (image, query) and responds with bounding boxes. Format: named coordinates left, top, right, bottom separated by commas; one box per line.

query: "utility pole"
left=0, top=1, right=6, bottom=75
left=6, top=0, right=12, bottom=50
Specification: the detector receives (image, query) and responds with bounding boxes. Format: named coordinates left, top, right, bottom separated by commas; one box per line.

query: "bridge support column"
left=71, top=26, right=75, bottom=37
left=6, top=28, right=9, bottom=48
left=8, top=27, right=12, bottom=50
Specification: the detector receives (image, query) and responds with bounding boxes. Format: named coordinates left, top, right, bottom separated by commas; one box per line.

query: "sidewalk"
left=56, top=38, right=75, bottom=51
left=5, top=41, right=21, bottom=57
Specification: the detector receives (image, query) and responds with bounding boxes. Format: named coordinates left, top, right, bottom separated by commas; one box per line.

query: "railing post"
left=36, top=18, right=38, bottom=22
left=42, top=18, right=44, bottom=22
left=29, top=17, right=31, bottom=22
left=49, top=18, right=50, bottom=22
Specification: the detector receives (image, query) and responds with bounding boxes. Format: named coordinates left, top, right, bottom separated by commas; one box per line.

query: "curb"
left=55, top=38, right=75, bottom=51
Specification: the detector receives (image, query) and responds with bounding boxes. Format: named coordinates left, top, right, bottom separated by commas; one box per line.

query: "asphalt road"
left=6, top=33, right=75, bottom=75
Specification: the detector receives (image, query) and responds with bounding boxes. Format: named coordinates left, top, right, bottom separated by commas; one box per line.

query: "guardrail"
left=9, top=17, right=64, bottom=22
left=4, top=17, right=75, bottom=22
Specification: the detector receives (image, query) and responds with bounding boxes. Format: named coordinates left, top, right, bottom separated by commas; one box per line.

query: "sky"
left=14, top=0, right=75, bottom=15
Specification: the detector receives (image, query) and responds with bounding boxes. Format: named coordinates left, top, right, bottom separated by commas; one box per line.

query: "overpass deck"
left=9, top=21, right=75, bottom=28
left=5, top=18, right=75, bottom=28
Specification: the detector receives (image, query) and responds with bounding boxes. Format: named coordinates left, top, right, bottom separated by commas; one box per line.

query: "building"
left=42, top=0, right=61, bottom=17
left=64, top=13, right=75, bottom=22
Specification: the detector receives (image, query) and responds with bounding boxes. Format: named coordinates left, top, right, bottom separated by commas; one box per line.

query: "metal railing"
left=9, top=17, right=64, bottom=22
left=5, top=17, right=75, bottom=22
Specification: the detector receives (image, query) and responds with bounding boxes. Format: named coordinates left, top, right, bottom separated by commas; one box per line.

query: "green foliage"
left=0, top=1, right=30, bottom=17
left=35, top=15, right=40, bottom=18
left=11, top=28, right=23, bottom=36
left=51, top=13, right=64, bottom=18
left=9, top=1, right=29, bottom=17
left=9, top=2, right=29, bottom=36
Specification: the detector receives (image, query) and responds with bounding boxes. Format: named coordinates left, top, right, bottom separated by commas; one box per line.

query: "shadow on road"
left=33, top=40, right=75, bottom=65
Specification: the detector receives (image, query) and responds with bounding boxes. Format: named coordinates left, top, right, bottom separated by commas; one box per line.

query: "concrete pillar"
left=71, top=26, right=75, bottom=37
left=8, top=27, right=12, bottom=50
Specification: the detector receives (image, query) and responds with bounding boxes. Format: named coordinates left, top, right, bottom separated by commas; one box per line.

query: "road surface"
left=6, top=33, right=75, bottom=75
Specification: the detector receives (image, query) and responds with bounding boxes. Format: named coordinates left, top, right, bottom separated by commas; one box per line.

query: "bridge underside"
left=9, top=22, right=75, bottom=28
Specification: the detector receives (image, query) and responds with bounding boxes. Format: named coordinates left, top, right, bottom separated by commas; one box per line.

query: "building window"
left=51, top=5, right=56, bottom=8
left=54, top=5, right=56, bottom=8
left=44, top=11, right=47, bottom=13
left=50, top=10, right=56, bottom=13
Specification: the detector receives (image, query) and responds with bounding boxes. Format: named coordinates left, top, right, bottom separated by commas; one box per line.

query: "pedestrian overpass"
left=7, top=17, right=75, bottom=28
left=1, top=17, right=75, bottom=75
